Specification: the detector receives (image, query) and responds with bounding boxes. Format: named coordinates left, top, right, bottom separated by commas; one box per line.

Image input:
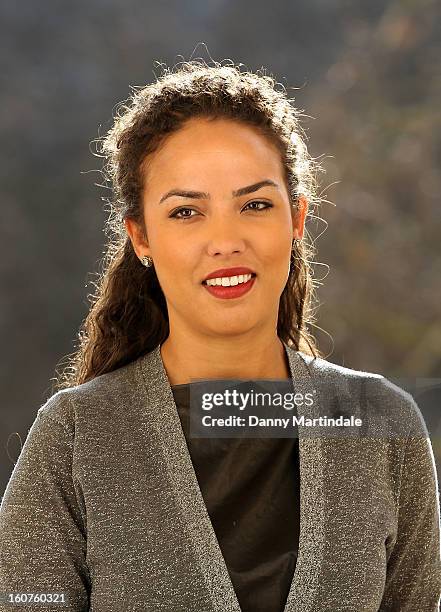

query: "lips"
left=202, top=267, right=256, bottom=283
left=203, top=274, right=256, bottom=299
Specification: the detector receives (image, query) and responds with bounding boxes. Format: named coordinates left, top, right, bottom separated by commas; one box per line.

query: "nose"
left=205, top=222, right=247, bottom=257
left=207, top=234, right=247, bottom=256
left=204, top=205, right=252, bottom=256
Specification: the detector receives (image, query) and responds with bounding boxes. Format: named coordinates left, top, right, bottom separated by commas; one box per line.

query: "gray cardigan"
left=1, top=341, right=440, bottom=611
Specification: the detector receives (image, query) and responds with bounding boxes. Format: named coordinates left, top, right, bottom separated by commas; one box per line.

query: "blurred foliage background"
left=1, top=0, right=440, bottom=492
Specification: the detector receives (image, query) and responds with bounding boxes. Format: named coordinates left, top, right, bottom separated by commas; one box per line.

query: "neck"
left=160, top=331, right=291, bottom=386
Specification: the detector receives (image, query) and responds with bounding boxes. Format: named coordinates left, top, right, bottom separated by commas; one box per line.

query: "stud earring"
left=141, top=255, right=153, bottom=267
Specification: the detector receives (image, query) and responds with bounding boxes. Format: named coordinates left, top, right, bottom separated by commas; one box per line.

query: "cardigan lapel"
left=138, top=340, right=325, bottom=612
left=282, top=343, right=326, bottom=612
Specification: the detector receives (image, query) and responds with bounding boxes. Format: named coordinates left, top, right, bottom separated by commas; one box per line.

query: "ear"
left=124, top=218, right=151, bottom=260
left=291, top=194, right=308, bottom=239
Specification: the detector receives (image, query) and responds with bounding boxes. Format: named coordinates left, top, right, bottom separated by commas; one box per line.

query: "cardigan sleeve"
left=0, top=397, right=90, bottom=611
left=379, top=432, right=441, bottom=611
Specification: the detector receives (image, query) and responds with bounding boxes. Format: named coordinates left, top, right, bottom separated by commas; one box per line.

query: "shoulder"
left=295, top=351, right=427, bottom=437
left=38, top=353, right=146, bottom=429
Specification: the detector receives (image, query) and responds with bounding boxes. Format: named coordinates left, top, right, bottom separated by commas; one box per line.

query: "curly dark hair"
left=54, top=59, right=327, bottom=391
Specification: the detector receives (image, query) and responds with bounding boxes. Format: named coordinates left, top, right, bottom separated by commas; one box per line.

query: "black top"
left=171, top=382, right=300, bottom=612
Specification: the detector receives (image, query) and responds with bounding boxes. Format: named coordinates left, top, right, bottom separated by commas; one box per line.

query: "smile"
left=202, top=274, right=256, bottom=300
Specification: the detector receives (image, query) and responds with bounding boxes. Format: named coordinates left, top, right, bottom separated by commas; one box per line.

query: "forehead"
left=142, top=117, right=285, bottom=187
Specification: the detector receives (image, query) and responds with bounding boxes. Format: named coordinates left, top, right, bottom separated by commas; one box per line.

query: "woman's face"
left=125, top=116, right=307, bottom=340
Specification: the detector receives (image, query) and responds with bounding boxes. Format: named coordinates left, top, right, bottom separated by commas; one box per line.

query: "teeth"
left=205, top=273, right=253, bottom=287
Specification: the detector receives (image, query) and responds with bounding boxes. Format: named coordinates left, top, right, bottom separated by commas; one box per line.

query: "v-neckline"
left=137, top=340, right=326, bottom=612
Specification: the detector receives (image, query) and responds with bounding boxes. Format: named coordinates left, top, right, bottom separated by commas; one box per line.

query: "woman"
left=1, top=60, right=440, bottom=611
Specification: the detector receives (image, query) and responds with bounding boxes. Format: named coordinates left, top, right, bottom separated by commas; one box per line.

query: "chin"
left=204, top=318, right=259, bottom=337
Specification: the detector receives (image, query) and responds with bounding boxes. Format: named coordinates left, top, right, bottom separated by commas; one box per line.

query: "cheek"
left=146, top=220, right=186, bottom=268
left=153, top=243, right=200, bottom=293
left=264, top=240, right=291, bottom=289
left=260, top=233, right=291, bottom=266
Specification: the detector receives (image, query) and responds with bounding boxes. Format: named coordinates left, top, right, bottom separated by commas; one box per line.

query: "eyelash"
left=169, top=201, right=274, bottom=220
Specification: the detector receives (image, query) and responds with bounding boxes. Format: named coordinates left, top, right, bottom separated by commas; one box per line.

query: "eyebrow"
left=158, top=179, right=280, bottom=204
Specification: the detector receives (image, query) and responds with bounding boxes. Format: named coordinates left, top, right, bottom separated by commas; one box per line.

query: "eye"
left=243, top=200, right=274, bottom=212
left=169, top=200, right=273, bottom=221
left=169, top=207, right=198, bottom=220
